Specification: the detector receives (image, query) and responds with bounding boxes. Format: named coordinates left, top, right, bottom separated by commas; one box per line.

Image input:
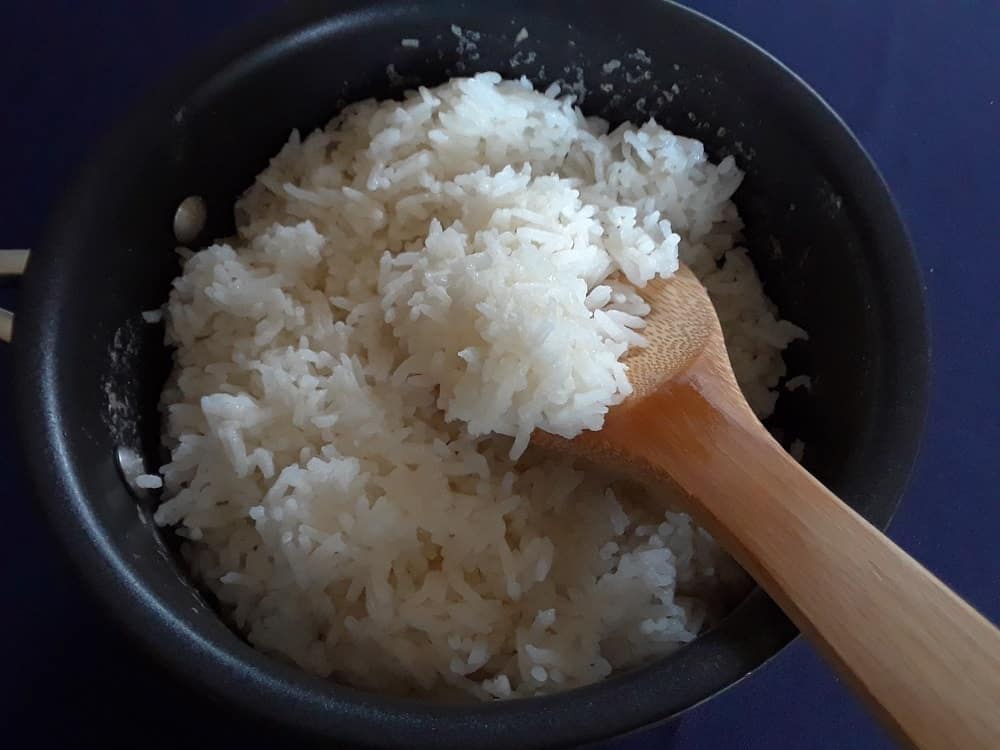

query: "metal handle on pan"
left=0, top=249, right=30, bottom=343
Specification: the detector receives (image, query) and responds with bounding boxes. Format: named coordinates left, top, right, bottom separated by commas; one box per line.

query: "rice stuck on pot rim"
left=152, top=73, right=804, bottom=699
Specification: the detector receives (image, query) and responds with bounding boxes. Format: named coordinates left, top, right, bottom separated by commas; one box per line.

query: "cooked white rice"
left=153, top=73, right=804, bottom=699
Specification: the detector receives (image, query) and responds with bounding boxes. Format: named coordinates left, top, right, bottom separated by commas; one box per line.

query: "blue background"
left=1, top=1, right=997, bottom=747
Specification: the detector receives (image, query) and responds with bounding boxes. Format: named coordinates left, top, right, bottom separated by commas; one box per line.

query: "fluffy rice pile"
left=152, top=73, right=804, bottom=699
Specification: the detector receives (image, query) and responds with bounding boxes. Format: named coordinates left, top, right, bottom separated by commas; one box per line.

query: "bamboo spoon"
left=540, top=265, right=1000, bottom=749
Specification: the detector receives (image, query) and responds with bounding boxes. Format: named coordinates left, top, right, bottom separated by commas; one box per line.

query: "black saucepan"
left=10, top=1, right=929, bottom=747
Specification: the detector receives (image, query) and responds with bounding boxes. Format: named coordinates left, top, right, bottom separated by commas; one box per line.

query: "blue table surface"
left=1, top=1, right=997, bottom=747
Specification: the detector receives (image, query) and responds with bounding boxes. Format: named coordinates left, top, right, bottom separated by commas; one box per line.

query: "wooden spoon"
left=541, top=265, right=1000, bottom=749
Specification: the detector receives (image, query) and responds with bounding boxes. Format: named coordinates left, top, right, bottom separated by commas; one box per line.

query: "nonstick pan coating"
left=13, top=1, right=928, bottom=746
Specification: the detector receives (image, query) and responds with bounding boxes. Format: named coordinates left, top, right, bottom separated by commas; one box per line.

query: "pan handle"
left=0, top=249, right=30, bottom=343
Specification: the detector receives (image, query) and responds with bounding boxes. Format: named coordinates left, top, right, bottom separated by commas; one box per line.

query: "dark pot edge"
left=12, top=1, right=931, bottom=747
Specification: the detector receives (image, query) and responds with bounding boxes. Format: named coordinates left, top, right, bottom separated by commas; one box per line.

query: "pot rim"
left=13, top=1, right=930, bottom=747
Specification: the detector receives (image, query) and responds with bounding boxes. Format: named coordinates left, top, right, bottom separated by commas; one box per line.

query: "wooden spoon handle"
left=617, top=372, right=1000, bottom=749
